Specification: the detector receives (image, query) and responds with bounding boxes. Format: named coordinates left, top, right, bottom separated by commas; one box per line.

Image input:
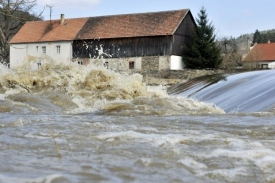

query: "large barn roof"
left=10, top=9, right=190, bottom=44
left=243, top=43, right=275, bottom=62
left=75, top=9, right=190, bottom=39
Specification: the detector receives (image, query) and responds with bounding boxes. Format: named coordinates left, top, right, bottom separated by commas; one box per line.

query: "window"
left=37, top=59, right=41, bottom=69
left=261, top=64, right=268, bottom=69
left=56, top=45, right=61, bottom=54
left=42, top=46, right=46, bottom=54
left=129, top=61, right=135, bottom=69
left=36, top=46, right=39, bottom=53
left=37, top=62, right=41, bottom=69
left=78, top=61, right=83, bottom=65
left=104, top=62, right=109, bottom=69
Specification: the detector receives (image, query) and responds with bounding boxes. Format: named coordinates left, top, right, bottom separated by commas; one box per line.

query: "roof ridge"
left=36, top=9, right=189, bottom=22
left=172, top=9, right=191, bottom=35
left=87, top=9, right=189, bottom=18
left=26, top=17, right=89, bottom=23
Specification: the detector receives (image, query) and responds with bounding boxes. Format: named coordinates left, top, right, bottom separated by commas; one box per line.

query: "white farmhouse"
left=9, top=15, right=88, bottom=70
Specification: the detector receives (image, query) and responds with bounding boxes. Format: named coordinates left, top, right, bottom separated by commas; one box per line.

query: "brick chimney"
left=60, top=14, right=65, bottom=25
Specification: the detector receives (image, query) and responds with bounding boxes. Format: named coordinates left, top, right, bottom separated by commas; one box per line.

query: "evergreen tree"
left=252, top=30, right=261, bottom=45
left=183, top=7, right=222, bottom=69
left=251, top=30, right=275, bottom=45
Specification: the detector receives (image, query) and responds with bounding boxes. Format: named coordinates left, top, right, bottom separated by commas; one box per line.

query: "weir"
left=167, top=70, right=275, bottom=113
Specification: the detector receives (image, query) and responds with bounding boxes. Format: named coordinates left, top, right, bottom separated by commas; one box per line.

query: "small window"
left=261, top=64, right=268, bottom=69
left=78, top=61, right=83, bottom=65
left=129, top=61, right=135, bottom=69
left=104, top=62, right=109, bottom=69
left=42, top=46, right=46, bottom=54
left=56, top=45, right=61, bottom=53
left=37, top=62, right=42, bottom=69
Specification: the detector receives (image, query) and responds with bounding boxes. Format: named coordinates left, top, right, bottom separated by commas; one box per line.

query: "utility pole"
left=247, top=37, right=250, bottom=53
left=46, top=4, right=58, bottom=27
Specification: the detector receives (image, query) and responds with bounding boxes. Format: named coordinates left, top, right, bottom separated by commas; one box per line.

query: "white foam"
left=255, top=156, right=275, bottom=172
left=95, top=130, right=212, bottom=148
left=0, top=63, right=11, bottom=74
left=0, top=174, right=65, bottom=183
left=208, top=148, right=275, bottom=161
left=5, top=88, right=26, bottom=95
left=24, top=132, right=51, bottom=140
left=1, top=63, right=225, bottom=115
left=266, top=174, right=275, bottom=182
left=8, top=118, right=25, bottom=127
left=178, top=158, right=208, bottom=170
left=0, top=94, right=6, bottom=100
left=198, top=167, right=249, bottom=182
left=147, top=85, right=168, bottom=97
left=139, top=158, right=152, bottom=167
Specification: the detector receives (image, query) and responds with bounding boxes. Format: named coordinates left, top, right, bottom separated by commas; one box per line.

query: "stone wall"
left=137, top=69, right=230, bottom=79
left=141, top=56, right=159, bottom=70
left=80, top=55, right=242, bottom=86
left=135, top=69, right=240, bottom=86
left=141, top=56, right=172, bottom=70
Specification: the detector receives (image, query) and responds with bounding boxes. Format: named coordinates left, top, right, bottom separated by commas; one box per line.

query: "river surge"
left=0, top=63, right=223, bottom=116
left=1, top=63, right=275, bottom=183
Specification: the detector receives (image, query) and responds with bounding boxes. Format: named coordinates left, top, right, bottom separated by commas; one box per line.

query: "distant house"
left=242, top=42, right=275, bottom=69
left=9, top=9, right=196, bottom=71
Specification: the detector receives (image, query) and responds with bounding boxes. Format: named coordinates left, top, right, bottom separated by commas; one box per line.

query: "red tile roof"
left=243, top=43, right=275, bottom=62
left=10, top=9, right=190, bottom=44
left=9, top=18, right=89, bottom=44
left=75, top=9, right=189, bottom=39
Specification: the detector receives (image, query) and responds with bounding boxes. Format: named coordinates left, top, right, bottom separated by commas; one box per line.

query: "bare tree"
left=0, top=0, right=43, bottom=63
left=220, top=37, right=230, bottom=53
left=219, top=37, right=242, bottom=69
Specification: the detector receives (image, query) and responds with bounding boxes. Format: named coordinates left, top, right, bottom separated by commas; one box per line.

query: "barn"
left=9, top=9, right=196, bottom=71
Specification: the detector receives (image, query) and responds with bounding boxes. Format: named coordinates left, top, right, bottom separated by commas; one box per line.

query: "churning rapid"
left=0, top=62, right=223, bottom=116
left=1, top=63, right=275, bottom=183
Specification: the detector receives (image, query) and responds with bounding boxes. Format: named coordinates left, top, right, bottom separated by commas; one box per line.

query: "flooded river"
left=1, top=64, right=275, bottom=183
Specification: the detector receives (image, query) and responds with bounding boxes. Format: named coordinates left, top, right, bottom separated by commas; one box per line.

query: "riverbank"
left=139, top=69, right=242, bottom=86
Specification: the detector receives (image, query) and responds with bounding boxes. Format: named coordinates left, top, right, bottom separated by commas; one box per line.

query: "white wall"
left=268, top=61, right=275, bottom=69
left=170, top=55, right=184, bottom=70
left=10, top=41, right=72, bottom=70
left=10, top=44, right=27, bottom=69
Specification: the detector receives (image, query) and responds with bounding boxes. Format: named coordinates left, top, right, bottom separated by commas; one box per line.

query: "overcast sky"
left=35, top=0, right=275, bottom=38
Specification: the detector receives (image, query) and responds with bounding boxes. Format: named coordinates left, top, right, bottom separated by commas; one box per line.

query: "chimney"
left=60, top=14, right=65, bottom=25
